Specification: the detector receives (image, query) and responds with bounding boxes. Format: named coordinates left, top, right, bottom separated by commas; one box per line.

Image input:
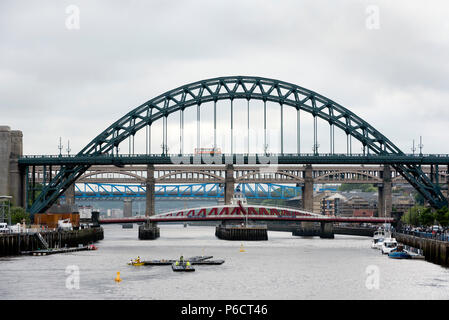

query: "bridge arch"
left=315, top=170, right=381, bottom=183
left=29, top=76, right=448, bottom=213
left=79, top=170, right=145, bottom=182
left=158, top=170, right=224, bottom=182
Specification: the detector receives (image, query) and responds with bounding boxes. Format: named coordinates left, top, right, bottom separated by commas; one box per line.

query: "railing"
left=19, top=153, right=449, bottom=158
left=398, top=230, right=449, bottom=242
left=19, top=153, right=449, bottom=166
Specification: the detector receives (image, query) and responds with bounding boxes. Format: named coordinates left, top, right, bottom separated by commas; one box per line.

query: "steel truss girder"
left=70, top=182, right=300, bottom=200
left=28, top=76, right=447, bottom=214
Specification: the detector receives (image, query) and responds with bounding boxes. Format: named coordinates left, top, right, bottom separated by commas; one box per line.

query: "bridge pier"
left=301, top=164, right=314, bottom=212
left=320, top=222, right=334, bottom=239
left=64, top=183, right=75, bottom=206
left=377, top=165, right=392, bottom=217
left=224, top=164, right=235, bottom=205
left=145, top=164, right=155, bottom=216
left=215, top=222, right=268, bottom=241
left=140, top=164, right=159, bottom=240
left=0, top=126, right=25, bottom=207
left=292, top=223, right=320, bottom=237
left=138, top=222, right=160, bottom=240
left=123, top=198, right=132, bottom=218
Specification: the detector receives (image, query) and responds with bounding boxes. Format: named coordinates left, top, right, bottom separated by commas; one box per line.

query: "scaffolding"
left=0, top=195, right=12, bottom=225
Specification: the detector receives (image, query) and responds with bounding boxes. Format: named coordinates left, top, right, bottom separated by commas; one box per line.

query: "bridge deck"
left=99, top=205, right=394, bottom=224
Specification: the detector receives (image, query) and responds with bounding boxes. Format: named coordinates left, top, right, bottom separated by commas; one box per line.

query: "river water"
left=1, top=224, right=449, bottom=300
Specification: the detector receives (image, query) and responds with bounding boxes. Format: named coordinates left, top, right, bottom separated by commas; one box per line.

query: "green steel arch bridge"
left=19, top=76, right=449, bottom=215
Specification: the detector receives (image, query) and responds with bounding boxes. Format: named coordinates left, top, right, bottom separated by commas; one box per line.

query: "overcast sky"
left=1, top=0, right=449, bottom=155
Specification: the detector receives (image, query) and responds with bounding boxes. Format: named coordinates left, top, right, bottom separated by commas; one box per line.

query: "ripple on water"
left=1, top=224, right=448, bottom=299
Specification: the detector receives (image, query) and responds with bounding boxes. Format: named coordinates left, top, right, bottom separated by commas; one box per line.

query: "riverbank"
left=0, top=227, right=104, bottom=257
left=394, top=232, right=449, bottom=267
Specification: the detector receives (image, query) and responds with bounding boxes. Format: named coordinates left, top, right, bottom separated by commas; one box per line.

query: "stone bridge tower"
left=0, top=126, right=25, bottom=207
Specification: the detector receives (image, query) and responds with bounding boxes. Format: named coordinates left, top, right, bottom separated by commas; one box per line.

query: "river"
left=1, top=224, right=448, bottom=300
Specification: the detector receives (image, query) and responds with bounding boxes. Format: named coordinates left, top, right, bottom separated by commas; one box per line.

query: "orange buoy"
left=115, top=271, right=122, bottom=282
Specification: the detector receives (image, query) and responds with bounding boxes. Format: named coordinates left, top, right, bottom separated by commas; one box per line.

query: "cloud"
left=1, top=0, right=448, bottom=154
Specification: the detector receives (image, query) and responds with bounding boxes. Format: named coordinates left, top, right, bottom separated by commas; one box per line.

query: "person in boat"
left=136, top=256, right=141, bottom=263
left=180, top=255, right=184, bottom=264
left=186, top=261, right=191, bottom=268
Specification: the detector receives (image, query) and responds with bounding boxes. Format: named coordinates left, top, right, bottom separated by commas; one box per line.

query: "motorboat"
left=388, top=250, right=412, bottom=259
left=371, top=237, right=385, bottom=249
left=371, top=228, right=387, bottom=249
left=381, top=237, right=398, bottom=254
left=128, top=258, right=144, bottom=266
left=388, top=245, right=411, bottom=259
left=172, top=260, right=195, bottom=272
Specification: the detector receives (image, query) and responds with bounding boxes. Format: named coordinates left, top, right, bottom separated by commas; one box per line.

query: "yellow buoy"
left=115, top=271, right=122, bottom=282
left=240, top=243, right=245, bottom=252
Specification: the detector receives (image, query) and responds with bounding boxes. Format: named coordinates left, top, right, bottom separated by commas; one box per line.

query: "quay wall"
left=394, top=232, right=449, bottom=267
left=0, top=227, right=104, bottom=257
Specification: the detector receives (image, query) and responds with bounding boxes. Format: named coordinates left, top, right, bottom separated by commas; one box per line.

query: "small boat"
left=381, top=237, right=398, bottom=254
left=172, top=261, right=195, bottom=272
left=371, top=228, right=386, bottom=249
left=388, top=250, right=412, bottom=259
left=388, top=245, right=412, bottom=259
left=87, top=244, right=98, bottom=250
left=128, top=258, right=144, bottom=266
left=372, top=237, right=385, bottom=250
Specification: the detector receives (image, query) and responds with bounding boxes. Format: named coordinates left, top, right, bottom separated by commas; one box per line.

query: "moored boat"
left=371, top=228, right=387, bottom=249
left=388, top=245, right=412, bottom=259
left=388, top=250, right=412, bottom=259
left=381, top=237, right=398, bottom=254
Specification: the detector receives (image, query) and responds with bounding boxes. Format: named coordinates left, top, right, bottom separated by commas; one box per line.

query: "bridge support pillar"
left=301, top=164, right=314, bottom=212
left=141, top=164, right=159, bottom=240
left=138, top=222, right=160, bottom=240
left=64, top=183, right=75, bottom=206
left=378, top=165, right=392, bottom=218
left=215, top=223, right=268, bottom=241
left=123, top=198, right=132, bottom=218
left=320, top=222, right=334, bottom=239
left=292, top=222, right=319, bottom=237
left=145, top=164, right=155, bottom=216
left=0, top=126, right=25, bottom=207
left=224, top=164, right=235, bottom=205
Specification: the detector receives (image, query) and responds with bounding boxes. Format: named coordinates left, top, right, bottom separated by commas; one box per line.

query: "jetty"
left=139, top=255, right=224, bottom=266
left=21, top=245, right=95, bottom=256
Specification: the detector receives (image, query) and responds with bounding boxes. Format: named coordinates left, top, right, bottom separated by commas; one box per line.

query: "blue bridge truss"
left=69, top=182, right=301, bottom=200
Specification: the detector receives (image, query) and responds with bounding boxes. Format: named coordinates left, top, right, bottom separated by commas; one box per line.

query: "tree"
left=9, top=206, right=31, bottom=225
left=401, top=206, right=421, bottom=226
left=435, top=206, right=449, bottom=227
left=414, top=192, right=425, bottom=205
left=418, top=208, right=435, bottom=227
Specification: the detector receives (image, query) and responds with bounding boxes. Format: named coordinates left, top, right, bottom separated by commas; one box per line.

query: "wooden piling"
left=0, top=227, right=104, bottom=257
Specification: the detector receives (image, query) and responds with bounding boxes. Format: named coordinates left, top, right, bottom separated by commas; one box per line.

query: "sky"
left=1, top=0, right=449, bottom=155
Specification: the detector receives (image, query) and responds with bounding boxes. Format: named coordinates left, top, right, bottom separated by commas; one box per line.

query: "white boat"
left=371, top=228, right=386, bottom=249
left=381, top=237, right=398, bottom=254
left=372, top=237, right=385, bottom=249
